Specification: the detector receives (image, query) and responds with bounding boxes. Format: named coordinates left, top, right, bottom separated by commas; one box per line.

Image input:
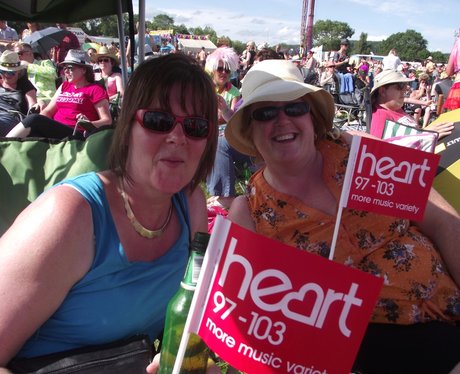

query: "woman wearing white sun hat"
left=370, top=69, right=454, bottom=139
left=226, top=59, right=460, bottom=373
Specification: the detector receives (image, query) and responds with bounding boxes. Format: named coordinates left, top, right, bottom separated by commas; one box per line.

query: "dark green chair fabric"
left=0, top=127, right=113, bottom=235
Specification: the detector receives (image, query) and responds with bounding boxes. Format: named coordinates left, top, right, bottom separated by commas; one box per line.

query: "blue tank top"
left=18, top=172, right=190, bottom=357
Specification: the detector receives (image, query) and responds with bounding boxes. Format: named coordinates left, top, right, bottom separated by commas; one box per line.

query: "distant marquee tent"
left=176, top=34, right=217, bottom=54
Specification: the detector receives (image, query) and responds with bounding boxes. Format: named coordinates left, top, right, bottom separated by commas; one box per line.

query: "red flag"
left=340, top=135, right=440, bottom=221
left=180, top=217, right=382, bottom=374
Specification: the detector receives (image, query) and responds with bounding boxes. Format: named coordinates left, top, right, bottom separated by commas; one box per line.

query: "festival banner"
left=340, top=135, right=440, bottom=221
left=177, top=216, right=383, bottom=374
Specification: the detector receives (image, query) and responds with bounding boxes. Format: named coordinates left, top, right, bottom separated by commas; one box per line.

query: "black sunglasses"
left=63, top=65, right=76, bottom=71
left=216, top=66, right=230, bottom=73
left=98, top=58, right=111, bottom=63
left=135, top=110, right=210, bottom=139
left=251, top=102, right=310, bottom=122
left=0, top=70, right=16, bottom=76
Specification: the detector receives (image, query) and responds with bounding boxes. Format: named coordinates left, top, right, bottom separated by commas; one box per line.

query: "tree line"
left=8, top=16, right=449, bottom=62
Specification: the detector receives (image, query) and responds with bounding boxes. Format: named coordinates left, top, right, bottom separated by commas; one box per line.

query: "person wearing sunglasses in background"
left=370, top=69, right=453, bottom=139
left=0, top=53, right=218, bottom=372
left=204, top=46, right=251, bottom=209
left=0, top=49, right=36, bottom=136
left=94, top=45, right=124, bottom=102
left=12, top=41, right=57, bottom=112
left=6, top=49, right=111, bottom=139
left=225, top=59, right=460, bottom=373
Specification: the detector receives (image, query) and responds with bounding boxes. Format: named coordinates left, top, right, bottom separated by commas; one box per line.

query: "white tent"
left=176, top=34, right=217, bottom=54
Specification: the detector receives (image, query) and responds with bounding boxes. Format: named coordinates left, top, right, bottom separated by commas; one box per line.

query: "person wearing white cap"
left=370, top=69, right=454, bottom=139
left=225, top=59, right=460, bottom=373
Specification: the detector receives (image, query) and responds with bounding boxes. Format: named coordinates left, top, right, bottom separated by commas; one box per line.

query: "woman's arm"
left=414, top=188, right=460, bottom=287
left=91, top=99, right=112, bottom=127
left=0, top=186, right=94, bottom=365
left=227, top=195, right=256, bottom=232
left=40, top=85, right=62, bottom=118
left=24, top=88, right=37, bottom=111
left=114, top=73, right=124, bottom=99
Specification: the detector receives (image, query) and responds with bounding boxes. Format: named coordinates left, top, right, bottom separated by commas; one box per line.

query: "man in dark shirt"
left=333, top=39, right=354, bottom=94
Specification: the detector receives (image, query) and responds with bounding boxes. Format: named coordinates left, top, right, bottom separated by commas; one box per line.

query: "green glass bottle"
left=158, top=232, right=210, bottom=374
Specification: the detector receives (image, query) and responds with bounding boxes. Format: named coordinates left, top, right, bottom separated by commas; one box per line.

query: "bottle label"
left=192, top=254, right=204, bottom=284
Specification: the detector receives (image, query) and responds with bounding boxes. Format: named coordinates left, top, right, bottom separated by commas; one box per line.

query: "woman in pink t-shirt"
left=370, top=69, right=453, bottom=139
left=7, top=50, right=111, bottom=139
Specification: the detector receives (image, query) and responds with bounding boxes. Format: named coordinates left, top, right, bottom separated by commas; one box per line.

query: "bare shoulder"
left=2, top=184, right=94, bottom=275
left=228, top=195, right=256, bottom=232
left=0, top=185, right=94, bottom=364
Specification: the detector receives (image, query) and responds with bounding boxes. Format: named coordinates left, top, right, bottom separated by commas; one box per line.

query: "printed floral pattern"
left=246, top=136, right=460, bottom=325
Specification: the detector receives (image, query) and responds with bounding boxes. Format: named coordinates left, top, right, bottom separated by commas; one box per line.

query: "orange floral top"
left=246, top=136, right=460, bottom=324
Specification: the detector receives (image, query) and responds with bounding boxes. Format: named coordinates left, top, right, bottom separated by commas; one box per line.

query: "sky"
left=135, top=0, right=458, bottom=54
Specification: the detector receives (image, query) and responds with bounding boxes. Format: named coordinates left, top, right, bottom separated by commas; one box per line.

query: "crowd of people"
left=1, top=17, right=460, bottom=374
left=0, top=21, right=123, bottom=137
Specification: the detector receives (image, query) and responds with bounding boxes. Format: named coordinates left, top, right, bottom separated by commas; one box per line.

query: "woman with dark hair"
left=0, top=53, right=218, bottom=371
left=6, top=49, right=111, bottom=139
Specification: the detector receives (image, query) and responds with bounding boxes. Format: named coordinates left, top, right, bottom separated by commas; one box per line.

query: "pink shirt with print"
left=370, top=104, right=418, bottom=138
left=53, top=81, right=108, bottom=127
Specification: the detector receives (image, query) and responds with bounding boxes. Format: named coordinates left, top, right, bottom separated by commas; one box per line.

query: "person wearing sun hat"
left=94, top=45, right=123, bottom=102
left=370, top=69, right=453, bottom=139
left=225, top=58, right=460, bottom=373
left=6, top=49, right=111, bottom=139
left=0, top=50, right=37, bottom=135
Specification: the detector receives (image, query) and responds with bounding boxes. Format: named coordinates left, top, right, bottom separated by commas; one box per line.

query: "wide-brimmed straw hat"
left=95, top=45, right=119, bottom=65
left=370, top=69, right=413, bottom=97
left=59, top=49, right=92, bottom=67
left=0, top=50, right=27, bottom=72
left=225, top=59, right=335, bottom=157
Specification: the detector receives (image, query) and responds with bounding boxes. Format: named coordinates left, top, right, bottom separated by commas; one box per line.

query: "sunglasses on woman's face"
left=63, top=65, right=77, bottom=71
left=98, top=58, right=111, bottom=63
left=216, top=66, right=230, bottom=73
left=251, top=102, right=310, bottom=122
left=0, top=70, right=16, bottom=77
left=135, top=110, right=210, bottom=140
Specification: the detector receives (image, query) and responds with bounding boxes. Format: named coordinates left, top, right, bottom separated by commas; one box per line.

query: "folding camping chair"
left=331, top=73, right=370, bottom=132
left=0, top=127, right=113, bottom=235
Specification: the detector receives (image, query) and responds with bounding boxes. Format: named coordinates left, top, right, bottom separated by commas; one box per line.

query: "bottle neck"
left=182, top=250, right=205, bottom=288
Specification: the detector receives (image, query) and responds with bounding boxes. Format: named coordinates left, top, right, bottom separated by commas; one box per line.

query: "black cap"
left=340, top=39, right=349, bottom=46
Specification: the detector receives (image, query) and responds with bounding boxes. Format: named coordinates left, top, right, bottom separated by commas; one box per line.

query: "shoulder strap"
left=174, top=192, right=192, bottom=247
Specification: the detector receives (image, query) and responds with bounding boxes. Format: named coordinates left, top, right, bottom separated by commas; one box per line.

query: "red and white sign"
left=181, top=217, right=383, bottom=374
left=341, top=136, right=440, bottom=221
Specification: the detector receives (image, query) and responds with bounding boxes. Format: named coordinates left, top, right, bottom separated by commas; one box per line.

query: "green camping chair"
left=0, top=127, right=113, bottom=236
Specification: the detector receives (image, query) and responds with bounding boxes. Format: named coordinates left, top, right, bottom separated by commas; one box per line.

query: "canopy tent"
left=176, top=34, right=217, bottom=54
left=0, top=0, right=132, bottom=22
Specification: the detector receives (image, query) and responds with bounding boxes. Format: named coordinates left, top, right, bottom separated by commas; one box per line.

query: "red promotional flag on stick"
left=341, top=135, right=440, bottom=220
left=329, top=135, right=440, bottom=260
left=175, top=216, right=383, bottom=374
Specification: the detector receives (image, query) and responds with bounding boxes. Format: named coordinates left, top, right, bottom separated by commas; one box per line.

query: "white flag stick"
left=329, top=135, right=361, bottom=260
left=172, top=216, right=231, bottom=374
